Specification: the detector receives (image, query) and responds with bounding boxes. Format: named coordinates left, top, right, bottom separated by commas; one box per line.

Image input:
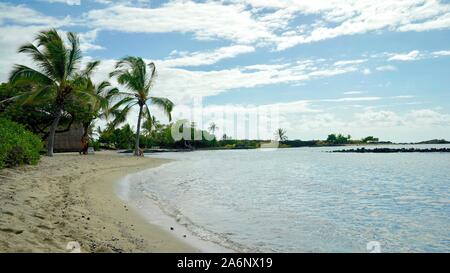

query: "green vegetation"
left=98, top=124, right=136, bottom=149
left=326, top=133, right=351, bottom=145
left=0, top=29, right=173, bottom=163
left=77, top=79, right=118, bottom=154
left=6, top=29, right=103, bottom=156
left=97, top=126, right=381, bottom=151
left=0, top=118, right=43, bottom=169
left=362, top=136, right=380, bottom=143
left=109, top=57, right=174, bottom=156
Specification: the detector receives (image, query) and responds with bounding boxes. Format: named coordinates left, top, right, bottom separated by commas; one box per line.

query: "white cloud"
left=77, top=0, right=450, bottom=51
left=322, top=97, right=381, bottom=103
left=88, top=56, right=360, bottom=106
left=83, top=2, right=275, bottom=44
left=0, top=3, right=102, bottom=81
left=161, top=45, right=255, bottom=67
left=376, top=65, right=397, bottom=71
left=3, top=1, right=450, bottom=56
left=432, top=50, right=450, bottom=56
left=262, top=0, right=450, bottom=50
left=407, top=109, right=450, bottom=126
left=388, top=50, right=420, bottom=61
left=392, top=95, right=415, bottom=99
left=343, top=91, right=363, bottom=95
left=79, top=29, right=104, bottom=51
left=333, top=59, right=367, bottom=66
left=0, top=25, right=52, bottom=82
left=42, top=0, right=81, bottom=5
left=0, top=2, right=72, bottom=26
left=362, top=68, right=371, bottom=75
left=397, top=12, right=450, bottom=32
left=354, top=110, right=404, bottom=127
left=353, top=109, right=450, bottom=128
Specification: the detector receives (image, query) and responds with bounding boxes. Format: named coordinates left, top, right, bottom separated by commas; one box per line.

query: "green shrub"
left=0, top=118, right=43, bottom=168
left=90, top=140, right=100, bottom=151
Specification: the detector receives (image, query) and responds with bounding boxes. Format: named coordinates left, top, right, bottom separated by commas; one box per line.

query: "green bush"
left=0, top=118, right=43, bottom=168
left=90, top=140, right=100, bottom=151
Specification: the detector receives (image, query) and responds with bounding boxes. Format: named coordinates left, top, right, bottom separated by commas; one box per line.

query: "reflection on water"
left=124, top=145, right=450, bottom=252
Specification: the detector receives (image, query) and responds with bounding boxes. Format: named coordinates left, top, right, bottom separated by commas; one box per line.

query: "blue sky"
left=1, top=0, right=450, bottom=141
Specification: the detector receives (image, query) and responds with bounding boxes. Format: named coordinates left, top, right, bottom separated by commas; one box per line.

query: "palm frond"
left=66, top=32, right=82, bottom=77
left=110, top=56, right=146, bottom=93
left=149, top=96, right=174, bottom=121
left=110, top=97, right=136, bottom=112
left=22, top=85, right=55, bottom=105
left=18, top=43, right=55, bottom=80
left=111, top=102, right=136, bottom=126
left=9, top=64, right=54, bottom=86
left=38, top=29, right=68, bottom=82
left=80, top=60, right=100, bottom=78
left=96, top=81, right=111, bottom=94
left=144, top=62, right=157, bottom=92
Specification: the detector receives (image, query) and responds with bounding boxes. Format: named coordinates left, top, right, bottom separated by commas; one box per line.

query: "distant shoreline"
left=116, top=140, right=450, bottom=153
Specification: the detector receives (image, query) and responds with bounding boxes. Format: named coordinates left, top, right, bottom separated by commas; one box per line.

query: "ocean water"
left=118, top=145, right=450, bottom=253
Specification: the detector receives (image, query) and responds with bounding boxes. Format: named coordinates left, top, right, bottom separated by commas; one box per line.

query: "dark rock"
left=332, top=148, right=450, bottom=153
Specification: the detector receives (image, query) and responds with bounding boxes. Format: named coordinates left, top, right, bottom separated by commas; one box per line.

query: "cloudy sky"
left=1, top=0, right=450, bottom=141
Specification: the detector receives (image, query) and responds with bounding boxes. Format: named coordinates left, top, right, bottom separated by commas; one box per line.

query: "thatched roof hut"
left=52, top=123, right=84, bottom=152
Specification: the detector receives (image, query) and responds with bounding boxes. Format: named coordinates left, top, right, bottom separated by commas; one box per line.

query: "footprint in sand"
left=37, top=225, right=53, bottom=230
left=0, top=228, right=24, bottom=235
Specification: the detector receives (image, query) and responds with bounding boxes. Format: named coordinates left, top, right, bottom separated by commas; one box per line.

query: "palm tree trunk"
left=134, top=104, right=143, bottom=156
left=47, top=107, right=63, bottom=157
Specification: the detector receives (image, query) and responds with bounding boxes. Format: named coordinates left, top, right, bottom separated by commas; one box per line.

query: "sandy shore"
left=0, top=151, right=197, bottom=253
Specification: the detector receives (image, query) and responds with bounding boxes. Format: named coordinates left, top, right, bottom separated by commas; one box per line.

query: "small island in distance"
left=332, top=147, right=450, bottom=153
left=330, top=138, right=450, bottom=153
left=415, top=139, right=450, bottom=144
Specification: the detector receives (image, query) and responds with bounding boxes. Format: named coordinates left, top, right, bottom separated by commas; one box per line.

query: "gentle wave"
left=140, top=188, right=259, bottom=252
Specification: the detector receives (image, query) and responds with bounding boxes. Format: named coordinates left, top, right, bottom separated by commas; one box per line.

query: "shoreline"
left=116, top=166, right=233, bottom=253
left=0, top=151, right=197, bottom=252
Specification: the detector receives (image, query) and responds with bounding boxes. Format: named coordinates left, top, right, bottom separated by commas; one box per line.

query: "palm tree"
left=208, top=122, right=218, bottom=135
left=275, top=128, right=288, bottom=141
left=6, top=29, right=98, bottom=156
left=142, top=115, right=159, bottom=137
left=109, top=57, right=174, bottom=156
left=77, top=79, right=118, bottom=154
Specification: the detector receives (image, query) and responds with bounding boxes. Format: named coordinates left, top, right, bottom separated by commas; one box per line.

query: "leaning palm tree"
left=109, top=57, right=174, bottom=156
left=276, top=128, right=288, bottom=141
left=6, top=29, right=98, bottom=156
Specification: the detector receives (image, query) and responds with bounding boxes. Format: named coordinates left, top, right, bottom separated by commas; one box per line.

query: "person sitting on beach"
left=80, top=136, right=89, bottom=155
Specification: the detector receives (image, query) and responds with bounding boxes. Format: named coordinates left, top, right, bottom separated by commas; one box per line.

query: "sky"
left=1, top=0, right=450, bottom=142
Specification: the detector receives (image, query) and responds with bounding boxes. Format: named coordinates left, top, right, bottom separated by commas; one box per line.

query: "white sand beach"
left=0, top=151, right=197, bottom=253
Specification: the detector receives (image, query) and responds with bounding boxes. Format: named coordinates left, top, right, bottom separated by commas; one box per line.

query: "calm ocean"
left=118, top=145, right=450, bottom=252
